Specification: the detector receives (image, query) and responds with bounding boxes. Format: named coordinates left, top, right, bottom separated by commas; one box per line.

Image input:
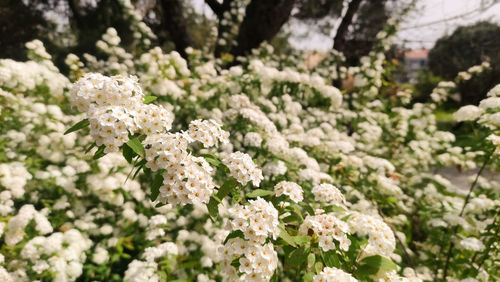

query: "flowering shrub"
left=0, top=16, right=499, bottom=282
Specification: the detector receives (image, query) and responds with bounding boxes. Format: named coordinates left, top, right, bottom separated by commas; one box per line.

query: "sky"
left=397, top=0, right=500, bottom=49
left=191, top=0, right=500, bottom=51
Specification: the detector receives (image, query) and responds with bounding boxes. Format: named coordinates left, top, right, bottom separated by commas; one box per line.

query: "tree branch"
left=205, top=0, right=223, bottom=17
left=333, top=0, right=362, bottom=52
left=441, top=150, right=493, bottom=281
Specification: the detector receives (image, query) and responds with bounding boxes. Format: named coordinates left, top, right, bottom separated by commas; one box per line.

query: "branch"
left=441, top=150, right=493, bottom=281
left=333, top=0, right=362, bottom=52
left=205, top=0, right=223, bottom=17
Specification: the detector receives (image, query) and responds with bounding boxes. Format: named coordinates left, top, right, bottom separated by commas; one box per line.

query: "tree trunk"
left=208, top=0, right=234, bottom=57
left=333, top=0, right=362, bottom=52
left=231, top=0, right=295, bottom=57
left=160, top=0, right=196, bottom=58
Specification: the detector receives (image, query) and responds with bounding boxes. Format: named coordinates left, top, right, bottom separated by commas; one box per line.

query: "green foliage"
left=126, top=137, right=145, bottom=156
left=427, top=21, right=500, bottom=105
left=64, top=119, right=89, bottom=135
left=414, top=68, right=443, bottom=100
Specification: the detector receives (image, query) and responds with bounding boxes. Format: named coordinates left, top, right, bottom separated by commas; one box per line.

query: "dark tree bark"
left=231, top=0, right=296, bottom=57
left=160, top=0, right=196, bottom=58
left=206, top=0, right=234, bottom=57
left=333, top=0, right=362, bottom=52
left=0, top=0, right=47, bottom=61
left=205, top=0, right=224, bottom=17
left=66, top=0, right=134, bottom=56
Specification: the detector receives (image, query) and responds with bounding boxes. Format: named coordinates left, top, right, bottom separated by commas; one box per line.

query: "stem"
left=342, top=169, right=416, bottom=266
left=377, top=207, right=415, bottom=267
left=441, top=151, right=493, bottom=281
left=433, top=243, right=444, bottom=281
left=475, top=210, right=499, bottom=272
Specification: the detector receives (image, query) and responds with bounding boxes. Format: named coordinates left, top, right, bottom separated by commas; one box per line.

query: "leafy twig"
left=441, top=150, right=493, bottom=281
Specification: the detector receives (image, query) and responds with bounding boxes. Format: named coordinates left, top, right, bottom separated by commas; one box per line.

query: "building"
left=404, top=48, right=429, bottom=83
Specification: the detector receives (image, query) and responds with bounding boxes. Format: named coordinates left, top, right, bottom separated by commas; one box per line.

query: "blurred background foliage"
left=1, top=0, right=499, bottom=108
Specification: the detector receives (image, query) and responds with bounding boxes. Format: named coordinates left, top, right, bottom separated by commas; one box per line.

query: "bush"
left=0, top=24, right=498, bottom=282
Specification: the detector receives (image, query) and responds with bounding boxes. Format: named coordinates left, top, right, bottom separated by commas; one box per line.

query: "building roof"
left=404, top=48, right=429, bottom=59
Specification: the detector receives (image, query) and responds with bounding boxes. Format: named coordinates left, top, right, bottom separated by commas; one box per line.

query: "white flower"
left=349, top=213, right=396, bottom=256
left=222, top=152, right=263, bottom=186
left=313, top=267, right=357, bottom=282
left=453, top=105, right=483, bottom=121
left=92, top=247, right=109, bottom=264
left=243, top=132, right=263, bottom=147
left=312, top=183, right=345, bottom=205
left=274, top=181, right=303, bottom=203
left=459, top=237, right=485, bottom=252
left=188, top=119, right=229, bottom=147
left=228, top=198, right=280, bottom=244
left=299, top=213, right=351, bottom=252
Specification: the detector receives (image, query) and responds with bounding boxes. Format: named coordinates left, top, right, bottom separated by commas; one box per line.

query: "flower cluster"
left=349, top=213, right=396, bottom=257
left=227, top=197, right=280, bottom=244
left=20, top=230, right=91, bottom=281
left=299, top=213, right=351, bottom=252
left=188, top=119, right=230, bottom=147
left=222, top=152, right=263, bottom=186
left=71, top=73, right=174, bottom=153
left=124, top=242, right=178, bottom=282
left=313, top=267, right=358, bottom=282
left=219, top=197, right=280, bottom=280
left=159, top=154, right=216, bottom=205
left=273, top=181, right=303, bottom=203
left=219, top=240, right=278, bottom=281
left=311, top=183, right=345, bottom=205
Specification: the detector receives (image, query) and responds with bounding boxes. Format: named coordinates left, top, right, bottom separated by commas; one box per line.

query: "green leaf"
left=155, top=202, right=167, bottom=208
left=207, top=178, right=239, bottom=220
left=207, top=198, right=218, bottom=220
left=307, top=253, right=316, bottom=267
left=150, top=172, right=163, bottom=201
left=323, top=205, right=346, bottom=213
left=247, top=189, right=274, bottom=198
left=202, top=153, right=221, bottom=167
left=301, top=203, right=315, bottom=216
left=116, top=242, right=123, bottom=253
left=288, top=246, right=310, bottom=267
left=278, top=225, right=296, bottom=247
left=111, top=253, right=120, bottom=262
left=321, top=250, right=341, bottom=268
left=64, top=119, right=89, bottom=135
left=223, top=230, right=245, bottom=244
left=211, top=194, right=222, bottom=204
left=126, top=137, right=145, bottom=156
left=158, top=271, right=168, bottom=281
left=355, top=255, right=397, bottom=276
left=294, top=236, right=310, bottom=246
left=132, top=159, right=147, bottom=179
left=84, top=142, right=96, bottom=154
left=123, top=143, right=136, bottom=163
left=143, top=95, right=158, bottom=104
left=303, top=272, right=315, bottom=281
left=217, top=178, right=238, bottom=199
left=314, top=262, right=323, bottom=274
left=93, top=145, right=106, bottom=159
left=361, top=255, right=397, bottom=271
